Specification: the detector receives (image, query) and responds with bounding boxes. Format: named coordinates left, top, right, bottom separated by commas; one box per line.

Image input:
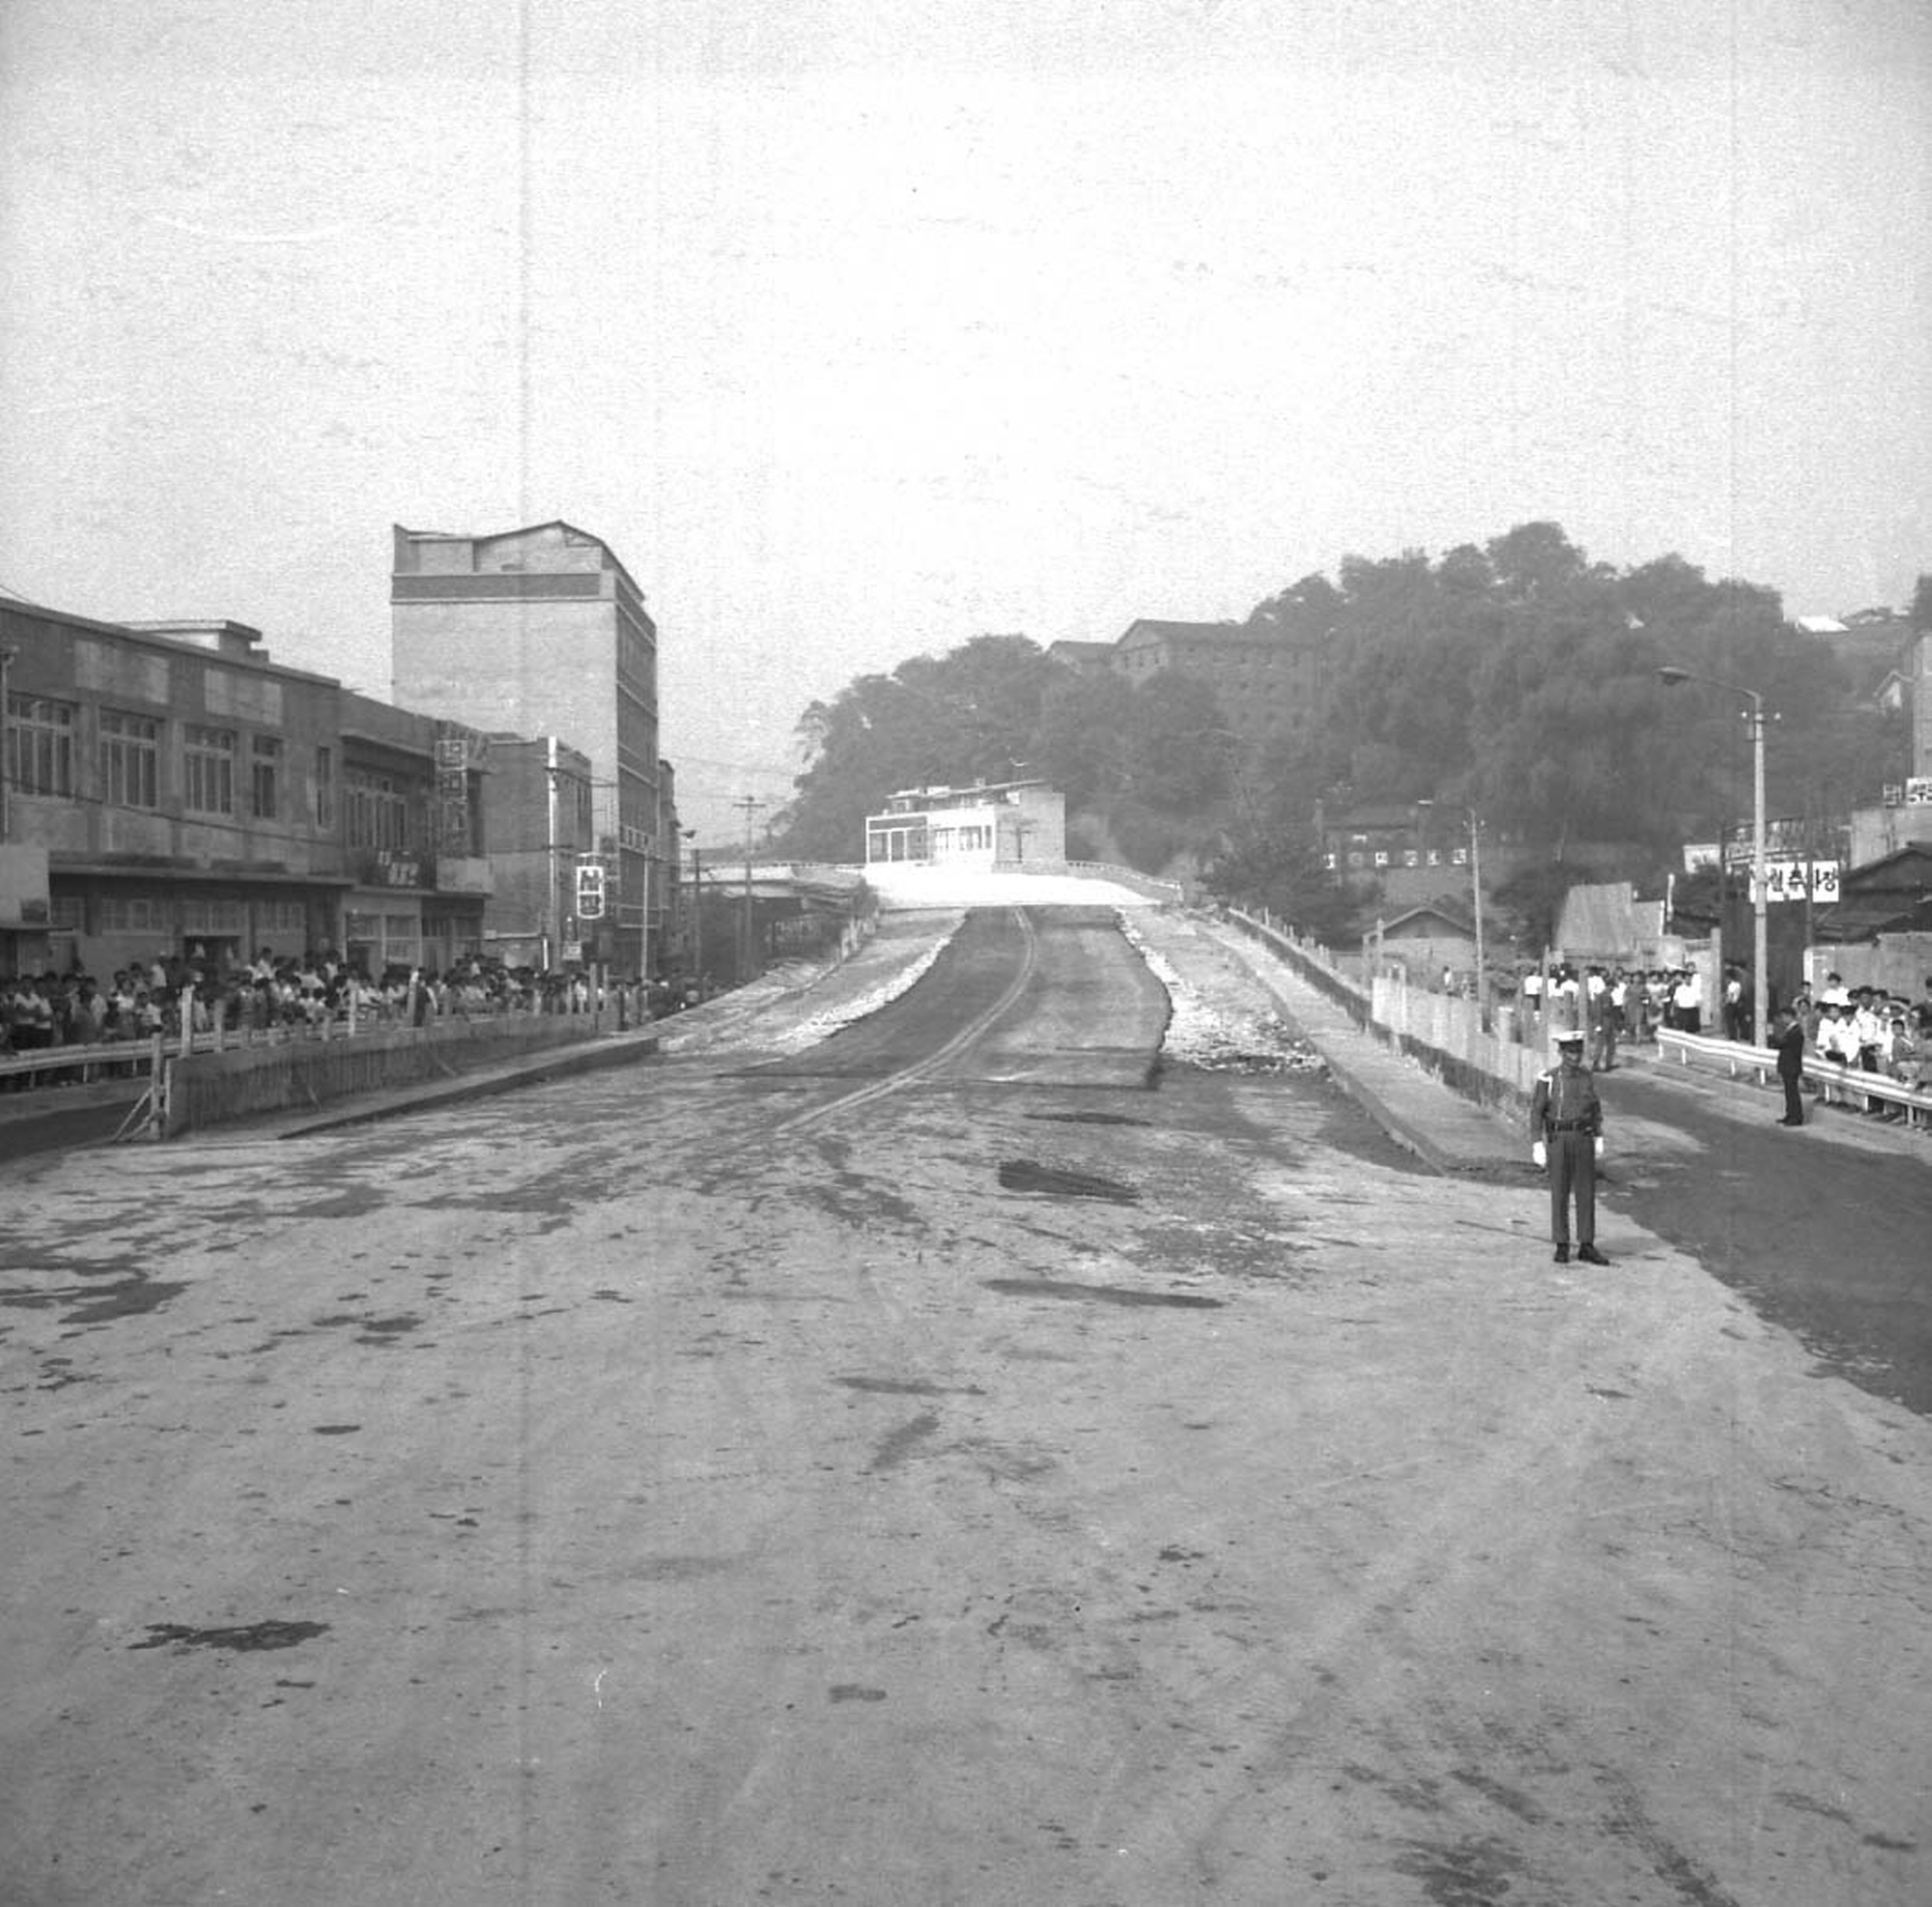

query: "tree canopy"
left=766, top=524, right=1911, bottom=886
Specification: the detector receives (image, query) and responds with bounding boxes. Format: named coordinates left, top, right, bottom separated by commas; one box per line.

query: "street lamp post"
left=1660, top=666, right=1768, bottom=1049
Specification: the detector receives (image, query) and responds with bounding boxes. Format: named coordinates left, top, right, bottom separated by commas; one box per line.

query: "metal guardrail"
left=1656, top=1028, right=1931, bottom=1130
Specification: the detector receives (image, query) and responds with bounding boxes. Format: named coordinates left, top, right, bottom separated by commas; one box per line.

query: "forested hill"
left=765, top=522, right=1915, bottom=879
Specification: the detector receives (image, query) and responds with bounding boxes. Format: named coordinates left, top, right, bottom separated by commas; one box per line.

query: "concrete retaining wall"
left=166, top=1015, right=611, bottom=1136
left=1229, top=909, right=1539, bottom=1117
left=1371, top=976, right=1543, bottom=1119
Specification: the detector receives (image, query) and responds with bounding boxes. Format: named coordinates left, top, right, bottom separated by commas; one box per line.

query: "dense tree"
left=771, top=636, right=1061, bottom=860
left=1031, top=669, right=1135, bottom=809
left=767, top=522, right=1898, bottom=902
left=1199, top=825, right=1364, bottom=946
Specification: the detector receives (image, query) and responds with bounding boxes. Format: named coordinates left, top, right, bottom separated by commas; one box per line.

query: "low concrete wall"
left=166, top=1015, right=613, bottom=1136
left=1229, top=909, right=1539, bottom=1117
left=1225, top=910, right=1372, bottom=1025
left=1372, top=976, right=1544, bottom=1120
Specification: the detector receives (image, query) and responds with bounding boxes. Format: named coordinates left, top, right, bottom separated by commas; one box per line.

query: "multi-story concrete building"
left=335, top=688, right=494, bottom=977
left=0, top=598, right=490, bottom=980
left=389, top=521, right=673, bottom=973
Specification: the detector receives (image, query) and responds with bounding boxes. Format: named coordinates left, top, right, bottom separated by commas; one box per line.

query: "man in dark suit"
left=1771, top=1006, right=1807, bottom=1126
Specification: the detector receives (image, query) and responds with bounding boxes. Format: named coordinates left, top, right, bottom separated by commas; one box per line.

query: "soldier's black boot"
left=1552, top=1243, right=1571, bottom=1264
left=1577, top=1244, right=1609, bottom=1266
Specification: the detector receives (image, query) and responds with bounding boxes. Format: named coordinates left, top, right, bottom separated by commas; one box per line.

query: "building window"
left=51, top=894, right=85, bottom=930
left=345, top=767, right=411, bottom=851
left=182, top=897, right=246, bottom=935
left=251, top=735, right=282, bottom=819
left=99, top=709, right=161, bottom=811
left=315, top=747, right=335, bottom=829
left=99, top=894, right=166, bottom=933
left=5, top=694, right=76, bottom=797
left=184, top=725, right=237, bottom=815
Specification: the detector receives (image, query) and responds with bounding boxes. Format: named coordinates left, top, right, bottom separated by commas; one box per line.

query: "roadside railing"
left=1656, top=1028, right=1931, bottom=1131
left=0, top=971, right=654, bottom=1134
left=0, top=1034, right=173, bottom=1140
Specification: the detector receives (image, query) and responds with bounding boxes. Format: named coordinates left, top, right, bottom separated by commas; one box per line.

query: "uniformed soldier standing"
left=1529, top=1028, right=1608, bottom=1265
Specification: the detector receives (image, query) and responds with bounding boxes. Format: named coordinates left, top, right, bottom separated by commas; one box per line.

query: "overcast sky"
left=3, top=1, right=1927, bottom=839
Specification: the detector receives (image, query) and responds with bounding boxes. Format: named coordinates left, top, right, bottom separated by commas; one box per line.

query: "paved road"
left=5, top=906, right=1931, bottom=1906
left=1593, top=1067, right=1932, bottom=1414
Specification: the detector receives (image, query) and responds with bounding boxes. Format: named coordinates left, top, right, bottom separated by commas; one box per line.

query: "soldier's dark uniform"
left=1529, top=1033, right=1606, bottom=1264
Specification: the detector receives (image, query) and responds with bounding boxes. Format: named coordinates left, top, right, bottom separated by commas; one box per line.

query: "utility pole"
left=0, top=645, right=15, bottom=842
left=682, top=828, right=701, bottom=982
left=734, top=796, right=764, bottom=982
left=1466, top=808, right=1485, bottom=1016
left=544, top=735, right=560, bottom=971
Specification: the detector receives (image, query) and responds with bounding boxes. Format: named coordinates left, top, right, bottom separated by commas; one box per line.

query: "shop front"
left=41, top=864, right=349, bottom=982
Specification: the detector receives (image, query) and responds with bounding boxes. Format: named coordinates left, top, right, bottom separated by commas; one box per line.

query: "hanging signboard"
left=576, top=861, right=607, bottom=920
left=1747, top=860, right=1840, bottom=903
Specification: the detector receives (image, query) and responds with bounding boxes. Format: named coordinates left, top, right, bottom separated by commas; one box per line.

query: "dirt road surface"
left=3, top=906, right=1929, bottom=1905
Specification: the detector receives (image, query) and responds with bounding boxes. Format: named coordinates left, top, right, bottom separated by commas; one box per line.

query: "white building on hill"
left=864, top=780, right=1066, bottom=871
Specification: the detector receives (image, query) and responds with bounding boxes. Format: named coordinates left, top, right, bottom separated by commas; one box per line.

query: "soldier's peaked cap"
left=1553, top=1030, right=1586, bottom=1044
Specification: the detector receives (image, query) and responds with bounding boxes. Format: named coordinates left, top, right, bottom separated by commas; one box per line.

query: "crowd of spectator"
left=1507, top=961, right=1931, bottom=1104
left=1786, top=972, right=1931, bottom=1109
left=1511, top=962, right=1714, bottom=1065
left=1, top=947, right=719, bottom=1087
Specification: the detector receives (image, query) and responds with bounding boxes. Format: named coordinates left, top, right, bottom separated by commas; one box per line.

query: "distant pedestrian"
left=1588, top=967, right=1622, bottom=1071
left=1771, top=1008, right=1807, bottom=1125
left=1530, top=1028, right=1608, bottom=1266
left=1721, top=964, right=1747, bottom=1040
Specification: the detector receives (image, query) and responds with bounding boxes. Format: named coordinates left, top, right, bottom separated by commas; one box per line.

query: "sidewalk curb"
left=264, top=1030, right=662, bottom=1138
left=1297, top=1027, right=1520, bottom=1177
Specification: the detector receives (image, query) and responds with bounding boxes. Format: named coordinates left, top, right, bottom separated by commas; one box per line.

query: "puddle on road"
left=867, top=1410, right=940, bottom=1471
left=984, top=1276, right=1222, bottom=1310
left=355, top=1314, right=424, bottom=1344
left=836, top=1376, right=984, bottom=1397
left=129, top=1619, right=330, bottom=1654
left=997, top=1159, right=1140, bottom=1204
left=309, top=1311, right=425, bottom=1345
left=0, top=1275, right=187, bottom=1326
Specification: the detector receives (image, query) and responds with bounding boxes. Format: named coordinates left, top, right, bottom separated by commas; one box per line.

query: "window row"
left=1325, top=847, right=1470, bottom=870
left=46, top=895, right=317, bottom=934
left=3, top=695, right=338, bottom=828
